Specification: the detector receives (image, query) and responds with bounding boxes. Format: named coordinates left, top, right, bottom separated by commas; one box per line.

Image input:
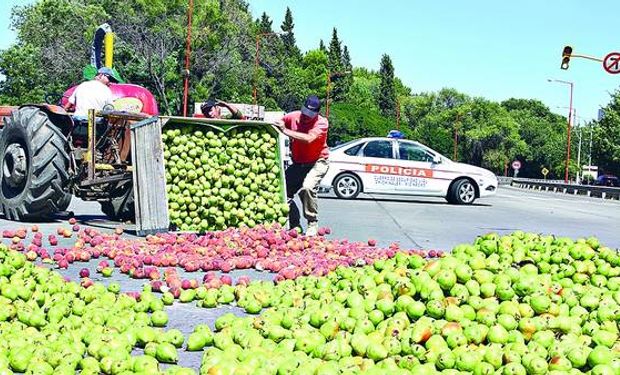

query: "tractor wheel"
left=57, top=193, right=72, bottom=212
left=100, top=181, right=135, bottom=222
left=0, top=107, right=70, bottom=220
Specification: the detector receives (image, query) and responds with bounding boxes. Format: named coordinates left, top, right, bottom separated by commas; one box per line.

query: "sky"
left=1, top=0, right=618, bottom=122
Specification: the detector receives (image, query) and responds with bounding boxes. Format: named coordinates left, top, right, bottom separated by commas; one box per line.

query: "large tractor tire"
left=100, top=181, right=135, bottom=222
left=57, top=192, right=72, bottom=212
left=0, top=107, right=71, bottom=220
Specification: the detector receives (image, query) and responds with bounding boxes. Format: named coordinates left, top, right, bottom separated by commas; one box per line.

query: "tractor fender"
left=18, top=104, right=74, bottom=136
left=0, top=106, right=18, bottom=129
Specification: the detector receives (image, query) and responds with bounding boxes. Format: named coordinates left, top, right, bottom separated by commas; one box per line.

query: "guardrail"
left=497, top=177, right=566, bottom=186
left=511, top=178, right=620, bottom=200
left=497, top=177, right=513, bottom=186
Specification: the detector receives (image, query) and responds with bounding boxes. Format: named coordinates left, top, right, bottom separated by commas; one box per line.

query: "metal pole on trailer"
left=182, top=0, right=194, bottom=117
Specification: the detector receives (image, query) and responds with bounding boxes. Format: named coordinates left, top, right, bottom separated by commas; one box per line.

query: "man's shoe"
left=306, top=222, right=318, bottom=237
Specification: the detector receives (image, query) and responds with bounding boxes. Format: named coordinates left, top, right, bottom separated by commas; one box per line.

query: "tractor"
left=0, top=24, right=158, bottom=222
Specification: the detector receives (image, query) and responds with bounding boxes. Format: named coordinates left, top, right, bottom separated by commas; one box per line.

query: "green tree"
left=327, top=28, right=347, bottom=101
left=501, top=98, right=567, bottom=178
left=340, top=45, right=353, bottom=99
left=0, top=43, right=48, bottom=104
left=328, top=103, right=402, bottom=145
left=280, top=7, right=301, bottom=61
left=0, top=0, right=256, bottom=114
left=592, top=90, right=620, bottom=175
left=328, top=28, right=342, bottom=72
left=378, top=53, right=396, bottom=118
left=258, top=12, right=273, bottom=34
left=0, top=0, right=108, bottom=104
left=346, top=68, right=380, bottom=111
left=272, top=49, right=328, bottom=112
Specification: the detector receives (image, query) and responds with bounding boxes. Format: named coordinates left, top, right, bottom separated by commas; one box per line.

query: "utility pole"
left=588, top=125, right=593, bottom=167
left=576, top=114, right=582, bottom=184
left=182, top=0, right=194, bottom=117
left=396, top=96, right=400, bottom=130
left=547, top=79, right=574, bottom=183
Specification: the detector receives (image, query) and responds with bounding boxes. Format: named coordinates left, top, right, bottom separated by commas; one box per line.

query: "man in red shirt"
left=274, top=95, right=329, bottom=236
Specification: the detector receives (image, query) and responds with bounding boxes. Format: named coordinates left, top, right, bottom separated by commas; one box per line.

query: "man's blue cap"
left=97, top=67, right=118, bottom=82
left=301, top=95, right=321, bottom=118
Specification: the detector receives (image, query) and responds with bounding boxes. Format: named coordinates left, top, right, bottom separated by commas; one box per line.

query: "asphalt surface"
left=0, top=186, right=618, bottom=370
left=317, top=185, right=620, bottom=250
left=3, top=185, right=617, bottom=251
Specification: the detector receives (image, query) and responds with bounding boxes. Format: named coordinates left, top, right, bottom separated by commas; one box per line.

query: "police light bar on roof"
left=387, top=130, right=404, bottom=139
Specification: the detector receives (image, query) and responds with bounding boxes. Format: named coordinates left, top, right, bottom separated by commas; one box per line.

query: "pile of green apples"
left=0, top=244, right=195, bottom=375
left=162, top=126, right=288, bottom=232
left=197, top=232, right=620, bottom=374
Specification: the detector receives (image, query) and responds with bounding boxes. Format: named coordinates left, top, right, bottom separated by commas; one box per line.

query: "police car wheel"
left=450, top=178, right=476, bottom=205
left=333, top=173, right=362, bottom=199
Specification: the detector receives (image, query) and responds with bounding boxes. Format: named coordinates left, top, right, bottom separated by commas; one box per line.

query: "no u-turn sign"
left=603, top=52, right=620, bottom=74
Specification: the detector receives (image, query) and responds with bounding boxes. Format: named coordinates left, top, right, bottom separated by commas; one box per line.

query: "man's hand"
left=273, top=120, right=285, bottom=130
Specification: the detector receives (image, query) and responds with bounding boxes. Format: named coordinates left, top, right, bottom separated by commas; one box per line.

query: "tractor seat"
left=71, top=116, right=109, bottom=146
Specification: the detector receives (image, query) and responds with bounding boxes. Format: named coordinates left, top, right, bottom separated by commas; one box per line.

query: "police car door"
left=393, top=140, right=444, bottom=194
left=358, top=139, right=397, bottom=193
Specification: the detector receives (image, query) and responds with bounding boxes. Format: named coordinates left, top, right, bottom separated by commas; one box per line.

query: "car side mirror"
left=432, top=155, right=442, bottom=164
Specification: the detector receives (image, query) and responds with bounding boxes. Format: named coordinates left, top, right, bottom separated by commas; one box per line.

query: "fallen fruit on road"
left=0, top=243, right=181, bottom=374
left=192, top=232, right=620, bottom=373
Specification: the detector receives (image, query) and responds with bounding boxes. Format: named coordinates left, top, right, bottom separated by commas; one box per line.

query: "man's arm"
left=63, top=92, right=76, bottom=112
left=217, top=100, right=245, bottom=120
left=63, top=102, right=75, bottom=112
left=273, top=119, right=322, bottom=144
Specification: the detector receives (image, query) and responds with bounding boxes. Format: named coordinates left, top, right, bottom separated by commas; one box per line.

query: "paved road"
left=0, top=185, right=618, bottom=252
left=318, top=185, right=620, bottom=251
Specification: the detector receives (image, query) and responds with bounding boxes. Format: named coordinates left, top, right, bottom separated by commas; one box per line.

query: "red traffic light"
left=561, top=46, right=573, bottom=70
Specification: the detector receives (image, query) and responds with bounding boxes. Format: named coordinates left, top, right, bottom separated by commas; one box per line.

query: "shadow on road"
left=320, top=195, right=492, bottom=207
left=75, top=214, right=138, bottom=236
left=0, top=211, right=75, bottom=224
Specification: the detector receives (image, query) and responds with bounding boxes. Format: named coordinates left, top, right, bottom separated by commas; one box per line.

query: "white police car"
left=320, top=135, right=498, bottom=204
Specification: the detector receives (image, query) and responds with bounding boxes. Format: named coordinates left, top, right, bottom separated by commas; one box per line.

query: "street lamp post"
left=325, top=70, right=350, bottom=118
left=548, top=78, right=574, bottom=183
left=254, top=32, right=287, bottom=106
left=558, top=106, right=582, bottom=183
left=576, top=114, right=582, bottom=184
left=588, top=125, right=593, bottom=168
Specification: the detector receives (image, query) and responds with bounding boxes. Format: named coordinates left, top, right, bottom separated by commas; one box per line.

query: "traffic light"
left=561, top=46, right=573, bottom=70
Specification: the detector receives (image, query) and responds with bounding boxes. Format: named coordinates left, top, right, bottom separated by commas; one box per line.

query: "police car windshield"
left=330, top=140, right=360, bottom=151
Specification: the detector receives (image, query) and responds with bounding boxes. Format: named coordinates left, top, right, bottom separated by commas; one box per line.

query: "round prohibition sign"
left=511, top=160, right=522, bottom=170
left=603, top=52, right=620, bottom=74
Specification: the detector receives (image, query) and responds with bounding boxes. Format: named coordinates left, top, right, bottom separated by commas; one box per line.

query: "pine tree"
left=319, top=39, right=327, bottom=52
left=340, top=45, right=353, bottom=99
left=258, top=12, right=273, bottom=34
left=328, top=28, right=343, bottom=72
left=378, top=54, right=396, bottom=118
left=328, top=28, right=345, bottom=101
left=280, top=7, right=301, bottom=60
